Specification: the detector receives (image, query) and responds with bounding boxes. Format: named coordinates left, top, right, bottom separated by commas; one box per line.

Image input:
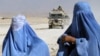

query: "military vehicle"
left=48, top=6, right=69, bottom=29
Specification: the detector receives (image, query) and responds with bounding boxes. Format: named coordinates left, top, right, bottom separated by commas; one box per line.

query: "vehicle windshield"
left=50, top=14, right=63, bottom=18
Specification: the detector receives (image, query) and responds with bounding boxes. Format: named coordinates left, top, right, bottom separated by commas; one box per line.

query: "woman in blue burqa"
left=2, top=15, right=50, bottom=56
left=57, top=1, right=100, bottom=56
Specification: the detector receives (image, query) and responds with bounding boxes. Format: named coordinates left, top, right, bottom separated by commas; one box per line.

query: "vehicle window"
left=50, top=14, right=63, bottom=18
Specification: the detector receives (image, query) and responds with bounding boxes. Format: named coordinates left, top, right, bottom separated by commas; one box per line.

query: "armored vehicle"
left=48, top=6, right=69, bottom=29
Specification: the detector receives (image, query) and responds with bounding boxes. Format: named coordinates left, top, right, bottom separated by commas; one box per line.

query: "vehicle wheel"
left=49, top=25, right=52, bottom=29
left=61, top=25, right=64, bottom=29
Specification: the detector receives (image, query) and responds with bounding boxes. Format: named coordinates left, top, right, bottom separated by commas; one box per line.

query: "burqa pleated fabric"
left=57, top=1, right=100, bottom=56
left=2, top=15, right=50, bottom=56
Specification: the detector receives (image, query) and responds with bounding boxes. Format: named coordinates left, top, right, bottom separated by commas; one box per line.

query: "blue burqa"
left=57, top=2, right=100, bottom=56
left=2, top=15, right=50, bottom=56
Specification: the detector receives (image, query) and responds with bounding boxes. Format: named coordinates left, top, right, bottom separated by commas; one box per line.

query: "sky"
left=0, top=0, right=100, bottom=18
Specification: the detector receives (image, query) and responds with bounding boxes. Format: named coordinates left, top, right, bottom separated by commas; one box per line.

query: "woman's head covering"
left=11, top=15, right=26, bottom=31
left=66, top=1, right=99, bottom=39
left=73, top=2, right=91, bottom=15
left=57, top=1, right=100, bottom=56
left=2, top=15, right=50, bottom=56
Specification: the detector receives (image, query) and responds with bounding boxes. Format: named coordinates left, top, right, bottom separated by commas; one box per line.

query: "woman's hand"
left=61, top=35, right=76, bottom=44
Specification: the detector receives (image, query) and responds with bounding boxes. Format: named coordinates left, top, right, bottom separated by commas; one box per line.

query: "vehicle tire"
left=49, top=25, right=52, bottom=29
left=61, top=25, right=64, bottom=29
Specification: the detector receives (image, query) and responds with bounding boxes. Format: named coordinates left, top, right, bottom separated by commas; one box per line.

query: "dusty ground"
left=0, top=17, right=70, bottom=56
